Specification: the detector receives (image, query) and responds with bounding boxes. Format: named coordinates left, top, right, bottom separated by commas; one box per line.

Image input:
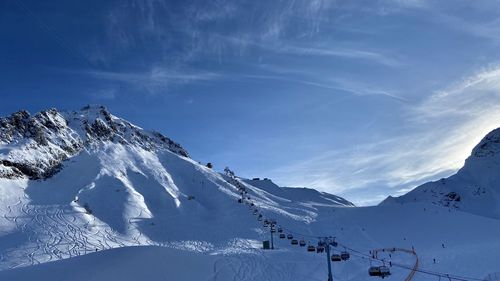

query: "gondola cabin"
left=299, top=240, right=306, bottom=247
left=291, top=239, right=298, bottom=245
left=307, top=245, right=316, bottom=252
left=287, top=234, right=293, bottom=240
left=279, top=233, right=286, bottom=239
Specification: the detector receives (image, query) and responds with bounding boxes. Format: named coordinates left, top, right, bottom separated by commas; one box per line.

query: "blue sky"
left=2, top=0, right=500, bottom=205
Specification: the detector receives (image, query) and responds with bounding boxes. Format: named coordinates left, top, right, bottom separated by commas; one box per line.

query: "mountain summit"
left=0, top=105, right=188, bottom=180
left=381, top=127, right=500, bottom=219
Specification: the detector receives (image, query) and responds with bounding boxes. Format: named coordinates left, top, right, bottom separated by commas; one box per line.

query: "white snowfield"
left=0, top=106, right=499, bottom=281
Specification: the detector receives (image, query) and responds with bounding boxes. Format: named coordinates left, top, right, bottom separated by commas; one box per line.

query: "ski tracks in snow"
left=0, top=198, right=154, bottom=270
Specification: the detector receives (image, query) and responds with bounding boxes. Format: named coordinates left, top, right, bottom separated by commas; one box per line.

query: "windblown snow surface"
left=0, top=106, right=499, bottom=281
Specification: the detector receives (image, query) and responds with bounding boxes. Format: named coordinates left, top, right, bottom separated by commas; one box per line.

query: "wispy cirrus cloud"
left=280, top=45, right=401, bottom=67
left=238, top=62, right=407, bottom=102
left=215, top=34, right=402, bottom=67
left=239, top=73, right=407, bottom=102
left=63, top=0, right=500, bottom=206
left=73, top=67, right=222, bottom=94
left=84, top=68, right=221, bottom=84
left=270, top=65, right=500, bottom=205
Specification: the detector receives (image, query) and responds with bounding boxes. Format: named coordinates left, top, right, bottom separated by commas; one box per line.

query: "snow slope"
left=1, top=202, right=499, bottom=281
left=244, top=178, right=355, bottom=208
left=0, top=106, right=353, bottom=271
left=0, top=106, right=499, bottom=281
left=381, top=128, right=500, bottom=219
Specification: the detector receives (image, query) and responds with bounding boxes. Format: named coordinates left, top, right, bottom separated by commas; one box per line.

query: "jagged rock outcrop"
left=0, top=105, right=188, bottom=180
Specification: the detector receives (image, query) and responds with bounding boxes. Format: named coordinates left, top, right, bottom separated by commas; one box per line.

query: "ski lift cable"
left=347, top=251, right=476, bottom=281
left=280, top=226, right=330, bottom=240
left=275, top=224, right=484, bottom=281
left=236, top=176, right=483, bottom=281
left=338, top=243, right=484, bottom=281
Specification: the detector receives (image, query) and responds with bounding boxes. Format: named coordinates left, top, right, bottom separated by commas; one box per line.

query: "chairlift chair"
left=379, top=266, right=391, bottom=278
left=331, top=254, right=342, bottom=262
left=369, top=267, right=380, bottom=277
left=340, top=251, right=350, bottom=261
left=369, top=266, right=391, bottom=278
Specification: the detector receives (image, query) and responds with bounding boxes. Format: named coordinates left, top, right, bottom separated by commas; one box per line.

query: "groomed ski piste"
left=0, top=106, right=499, bottom=281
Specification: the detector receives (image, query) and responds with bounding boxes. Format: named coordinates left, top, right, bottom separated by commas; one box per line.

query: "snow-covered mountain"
left=381, top=128, right=500, bottom=219
left=1, top=106, right=499, bottom=281
left=0, top=105, right=187, bottom=180
left=0, top=105, right=353, bottom=269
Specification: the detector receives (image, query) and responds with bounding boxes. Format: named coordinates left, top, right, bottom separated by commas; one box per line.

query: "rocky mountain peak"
left=0, top=106, right=188, bottom=180
left=471, top=128, right=500, bottom=158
